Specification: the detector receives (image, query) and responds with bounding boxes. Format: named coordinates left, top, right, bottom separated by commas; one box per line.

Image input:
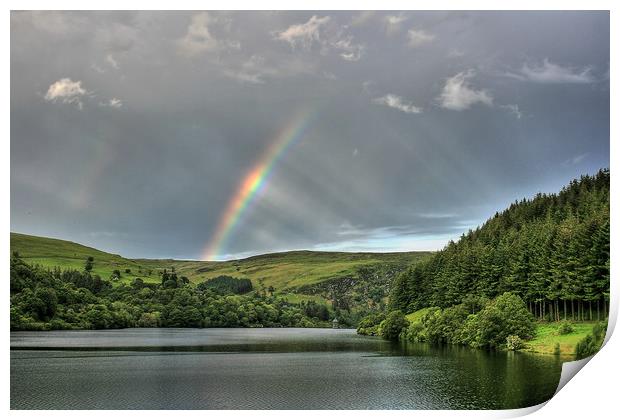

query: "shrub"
left=379, top=310, right=409, bottom=341
left=404, top=322, right=425, bottom=342
left=575, top=322, right=607, bottom=360
left=553, top=343, right=561, bottom=355
left=357, top=313, right=385, bottom=336
left=474, top=293, right=535, bottom=348
left=558, top=322, right=574, bottom=335
left=506, top=335, right=524, bottom=351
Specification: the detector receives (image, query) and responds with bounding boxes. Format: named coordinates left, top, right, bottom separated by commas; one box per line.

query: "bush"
left=404, top=322, right=425, bottom=342
left=474, top=293, right=535, bottom=348
left=553, top=343, right=561, bottom=355
left=379, top=310, right=409, bottom=341
left=558, top=322, right=574, bottom=335
left=506, top=335, right=524, bottom=351
left=357, top=313, right=385, bottom=336
left=575, top=322, right=607, bottom=360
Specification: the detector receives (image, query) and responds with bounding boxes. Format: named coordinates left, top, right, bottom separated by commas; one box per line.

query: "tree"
left=473, top=293, right=535, bottom=348
left=379, top=310, right=409, bottom=341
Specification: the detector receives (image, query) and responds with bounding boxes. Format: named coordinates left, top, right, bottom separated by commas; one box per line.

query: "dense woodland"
left=10, top=256, right=336, bottom=330
left=389, top=169, right=610, bottom=322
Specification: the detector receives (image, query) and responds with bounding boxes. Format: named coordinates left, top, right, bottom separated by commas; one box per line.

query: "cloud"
left=385, top=14, right=407, bottom=35
left=564, top=153, right=589, bottom=166
left=223, top=55, right=268, bottom=84
left=508, top=59, right=595, bottom=84
left=437, top=70, right=493, bottom=111
left=177, top=12, right=239, bottom=56
left=100, top=98, right=123, bottom=108
left=12, top=11, right=86, bottom=36
left=106, top=53, right=120, bottom=69
left=274, top=15, right=363, bottom=62
left=331, top=36, right=365, bottom=62
left=373, top=94, right=422, bottom=114
left=350, top=11, right=375, bottom=27
left=407, top=29, right=435, bottom=47
left=501, top=104, right=523, bottom=119
left=43, top=78, right=88, bottom=109
left=273, top=15, right=330, bottom=50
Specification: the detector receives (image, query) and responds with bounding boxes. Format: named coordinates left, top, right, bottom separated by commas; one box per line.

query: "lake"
left=11, top=328, right=567, bottom=409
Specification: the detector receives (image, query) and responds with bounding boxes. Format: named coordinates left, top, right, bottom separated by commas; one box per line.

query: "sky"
left=10, top=11, right=610, bottom=260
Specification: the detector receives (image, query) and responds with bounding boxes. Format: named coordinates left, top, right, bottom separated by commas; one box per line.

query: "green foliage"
left=379, top=310, right=409, bottom=341
left=575, top=336, right=597, bottom=359
left=388, top=169, right=610, bottom=324
left=9, top=257, right=333, bottom=331
left=11, top=232, right=429, bottom=303
left=196, top=276, right=253, bottom=295
left=402, top=293, right=535, bottom=350
left=575, top=322, right=607, bottom=360
left=357, top=312, right=386, bottom=336
left=506, top=335, right=524, bottom=351
left=473, top=293, right=536, bottom=348
left=558, top=322, right=574, bottom=335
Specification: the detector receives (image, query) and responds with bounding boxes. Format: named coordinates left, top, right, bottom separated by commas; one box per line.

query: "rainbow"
left=202, top=109, right=316, bottom=261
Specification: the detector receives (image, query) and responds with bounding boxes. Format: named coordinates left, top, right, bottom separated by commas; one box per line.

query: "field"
left=10, top=232, right=430, bottom=303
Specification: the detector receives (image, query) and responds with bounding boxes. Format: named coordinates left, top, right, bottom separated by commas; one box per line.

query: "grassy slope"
left=10, top=233, right=162, bottom=285
left=525, top=322, right=598, bottom=355
left=405, top=308, right=432, bottom=324
left=11, top=232, right=430, bottom=299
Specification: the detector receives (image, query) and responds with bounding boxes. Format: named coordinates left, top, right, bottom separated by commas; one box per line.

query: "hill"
left=10, top=232, right=431, bottom=306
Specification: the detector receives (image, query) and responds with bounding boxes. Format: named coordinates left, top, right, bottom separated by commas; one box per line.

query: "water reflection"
left=11, top=328, right=565, bottom=410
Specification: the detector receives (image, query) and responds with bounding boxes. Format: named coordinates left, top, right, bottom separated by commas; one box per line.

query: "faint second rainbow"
left=202, top=109, right=316, bottom=261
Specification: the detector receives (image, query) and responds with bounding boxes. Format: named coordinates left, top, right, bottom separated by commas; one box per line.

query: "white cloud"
left=385, top=14, right=407, bottom=35
left=331, top=36, right=365, bottom=62
left=501, top=104, right=523, bottom=119
left=44, top=78, right=88, bottom=110
left=274, top=16, right=364, bottom=62
left=564, top=153, right=589, bottom=166
left=407, top=29, right=435, bottom=47
left=509, top=59, right=595, bottom=84
left=437, top=70, right=493, bottom=111
left=106, top=53, right=120, bottom=69
left=273, top=15, right=330, bottom=50
left=100, top=98, right=123, bottom=108
left=177, top=12, right=239, bottom=56
left=373, top=94, right=422, bottom=114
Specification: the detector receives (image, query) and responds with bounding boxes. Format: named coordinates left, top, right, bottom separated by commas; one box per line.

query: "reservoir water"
left=11, top=328, right=567, bottom=409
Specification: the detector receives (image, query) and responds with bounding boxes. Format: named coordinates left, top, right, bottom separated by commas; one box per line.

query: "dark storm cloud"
left=11, top=11, right=610, bottom=259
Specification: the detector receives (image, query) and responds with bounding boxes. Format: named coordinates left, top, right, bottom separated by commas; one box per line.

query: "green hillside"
left=10, top=232, right=431, bottom=304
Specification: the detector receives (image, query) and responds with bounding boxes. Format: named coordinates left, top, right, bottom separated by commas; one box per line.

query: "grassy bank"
left=524, top=322, right=599, bottom=355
